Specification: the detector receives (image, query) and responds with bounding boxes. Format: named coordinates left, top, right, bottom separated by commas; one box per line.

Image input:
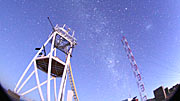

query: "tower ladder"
left=67, top=63, right=79, bottom=101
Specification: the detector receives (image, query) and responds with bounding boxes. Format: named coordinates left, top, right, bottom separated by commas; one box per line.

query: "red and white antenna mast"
left=121, top=36, right=147, bottom=101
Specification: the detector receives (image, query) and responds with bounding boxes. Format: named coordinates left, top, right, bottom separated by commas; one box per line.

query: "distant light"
left=125, top=8, right=128, bottom=10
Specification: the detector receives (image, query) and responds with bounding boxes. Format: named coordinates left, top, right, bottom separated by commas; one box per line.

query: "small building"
left=147, top=84, right=180, bottom=101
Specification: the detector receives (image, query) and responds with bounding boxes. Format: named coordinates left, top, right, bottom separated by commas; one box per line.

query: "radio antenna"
left=47, top=17, right=55, bottom=31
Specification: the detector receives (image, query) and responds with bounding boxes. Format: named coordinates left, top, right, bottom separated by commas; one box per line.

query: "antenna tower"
left=121, top=36, right=147, bottom=101
left=13, top=22, right=79, bottom=101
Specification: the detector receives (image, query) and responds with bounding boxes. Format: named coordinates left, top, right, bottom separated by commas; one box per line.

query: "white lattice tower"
left=13, top=24, right=79, bottom=101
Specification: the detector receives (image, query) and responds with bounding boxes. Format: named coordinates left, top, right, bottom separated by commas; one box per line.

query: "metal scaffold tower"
left=13, top=21, right=79, bottom=101
left=121, top=36, right=147, bottom=101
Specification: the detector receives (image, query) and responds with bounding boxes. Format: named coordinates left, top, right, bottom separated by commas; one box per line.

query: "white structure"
left=67, top=90, right=73, bottom=101
left=13, top=24, right=79, bottom=101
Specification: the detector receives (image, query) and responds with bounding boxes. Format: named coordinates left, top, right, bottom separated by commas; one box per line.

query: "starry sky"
left=1, top=0, right=180, bottom=101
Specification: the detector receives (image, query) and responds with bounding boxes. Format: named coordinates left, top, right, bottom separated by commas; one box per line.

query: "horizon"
left=1, top=0, right=180, bottom=100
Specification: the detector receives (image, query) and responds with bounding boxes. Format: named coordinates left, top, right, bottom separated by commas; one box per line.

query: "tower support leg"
left=54, top=78, right=57, bottom=101
left=58, top=48, right=72, bottom=101
left=34, top=60, right=44, bottom=101
left=62, top=72, right=67, bottom=101
left=47, top=32, right=56, bottom=101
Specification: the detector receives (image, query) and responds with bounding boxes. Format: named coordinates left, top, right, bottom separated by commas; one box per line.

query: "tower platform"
left=36, top=56, right=65, bottom=77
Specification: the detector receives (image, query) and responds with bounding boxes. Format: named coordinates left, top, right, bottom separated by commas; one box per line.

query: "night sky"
left=1, top=0, right=180, bottom=101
